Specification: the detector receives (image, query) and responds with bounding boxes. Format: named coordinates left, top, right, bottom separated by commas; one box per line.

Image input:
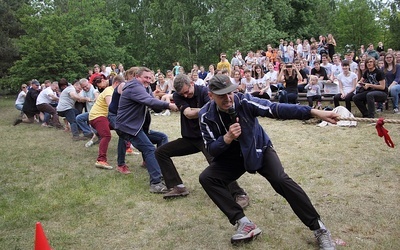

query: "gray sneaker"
left=149, top=182, right=169, bottom=193
left=394, top=108, right=399, bottom=114
left=314, top=229, right=336, bottom=250
left=231, top=221, right=262, bottom=244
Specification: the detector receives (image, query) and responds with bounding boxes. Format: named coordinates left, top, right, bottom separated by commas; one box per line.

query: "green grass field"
left=0, top=96, right=399, bottom=250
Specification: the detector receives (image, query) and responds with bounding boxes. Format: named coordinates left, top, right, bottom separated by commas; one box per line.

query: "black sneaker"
left=13, top=118, right=22, bottom=126
left=231, top=221, right=262, bottom=244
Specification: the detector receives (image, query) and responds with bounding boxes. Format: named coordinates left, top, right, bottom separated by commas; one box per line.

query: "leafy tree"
left=0, top=0, right=27, bottom=85
left=331, top=0, right=380, bottom=54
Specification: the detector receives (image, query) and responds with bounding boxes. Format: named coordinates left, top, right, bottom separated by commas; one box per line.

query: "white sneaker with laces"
left=161, top=110, right=170, bottom=116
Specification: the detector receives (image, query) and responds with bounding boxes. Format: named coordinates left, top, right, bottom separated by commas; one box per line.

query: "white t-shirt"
left=337, top=72, right=357, bottom=95
left=241, top=77, right=257, bottom=93
left=15, top=91, right=26, bottom=105
left=349, top=61, right=358, bottom=73
left=321, top=63, right=333, bottom=76
left=331, top=64, right=343, bottom=78
left=36, top=87, right=56, bottom=105
left=194, top=78, right=205, bottom=86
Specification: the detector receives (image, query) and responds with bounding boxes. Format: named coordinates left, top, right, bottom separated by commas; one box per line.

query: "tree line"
left=1, top=0, right=399, bottom=93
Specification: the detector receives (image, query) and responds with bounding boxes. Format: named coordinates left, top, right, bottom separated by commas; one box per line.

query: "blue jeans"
left=108, top=113, right=127, bottom=166
left=58, top=109, right=80, bottom=137
left=76, top=112, right=94, bottom=136
left=116, top=129, right=163, bottom=184
left=390, top=85, right=400, bottom=109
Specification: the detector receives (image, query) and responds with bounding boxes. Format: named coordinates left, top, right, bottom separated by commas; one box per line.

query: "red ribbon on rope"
left=375, top=118, right=395, bottom=148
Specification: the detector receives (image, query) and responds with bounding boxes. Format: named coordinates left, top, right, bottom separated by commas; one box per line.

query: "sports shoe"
left=163, top=186, right=189, bottom=199
left=231, top=221, right=262, bottom=244
left=13, top=118, right=22, bottom=126
left=394, top=108, right=399, bottom=114
left=235, top=194, right=250, bottom=208
left=314, top=229, right=336, bottom=250
left=140, top=161, right=147, bottom=169
left=149, top=182, right=168, bottom=193
left=161, top=110, right=170, bottom=116
left=85, top=139, right=94, bottom=148
left=116, top=165, right=132, bottom=174
left=95, top=161, right=113, bottom=170
left=376, top=108, right=383, bottom=113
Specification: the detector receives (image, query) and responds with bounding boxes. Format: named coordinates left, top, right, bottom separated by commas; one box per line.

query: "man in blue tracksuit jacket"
left=198, top=74, right=338, bottom=250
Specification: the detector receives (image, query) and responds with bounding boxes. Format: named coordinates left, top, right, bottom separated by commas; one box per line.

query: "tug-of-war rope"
left=338, top=117, right=397, bottom=148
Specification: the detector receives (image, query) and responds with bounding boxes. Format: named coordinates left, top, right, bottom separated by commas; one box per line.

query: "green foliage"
left=1, top=0, right=399, bottom=91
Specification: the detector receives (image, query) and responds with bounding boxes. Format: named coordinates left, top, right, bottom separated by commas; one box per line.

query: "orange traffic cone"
left=34, top=222, right=52, bottom=250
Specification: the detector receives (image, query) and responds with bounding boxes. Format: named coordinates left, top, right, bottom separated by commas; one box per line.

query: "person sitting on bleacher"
left=304, top=75, right=322, bottom=109
left=277, top=63, right=303, bottom=104
left=311, top=61, right=331, bottom=90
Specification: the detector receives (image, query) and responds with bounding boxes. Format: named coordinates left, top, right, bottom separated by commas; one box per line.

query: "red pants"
left=90, top=116, right=112, bottom=162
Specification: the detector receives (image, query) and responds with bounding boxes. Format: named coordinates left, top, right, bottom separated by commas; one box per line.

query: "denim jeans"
left=58, top=108, right=80, bottom=137
left=390, top=85, right=400, bottom=109
left=108, top=112, right=128, bottom=166
left=76, top=112, right=94, bottom=136
left=116, top=129, right=163, bottom=184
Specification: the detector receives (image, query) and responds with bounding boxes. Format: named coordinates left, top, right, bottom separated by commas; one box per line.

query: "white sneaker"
left=85, top=139, right=94, bottom=148
left=161, top=110, right=170, bottom=116
left=394, top=108, right=399, bottom=114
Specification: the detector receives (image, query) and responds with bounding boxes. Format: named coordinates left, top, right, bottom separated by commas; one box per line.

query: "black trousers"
left=155, top=137, right=245, bottom=197
left=199, top=145, right=321, bottom=230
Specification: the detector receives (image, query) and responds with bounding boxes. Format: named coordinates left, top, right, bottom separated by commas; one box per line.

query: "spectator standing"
left=198, top=65, right=207, bottom=80
left=203, top=64, right=215, bottom=85
left=198, top=74, right=338, bottom=248
left=377, top=42, right=385, bottom=53
left=217, top=52, right=231, bottom=76
left=366, top=44, right=379, bottom=60
left=326, top=34, right=336, bottom=61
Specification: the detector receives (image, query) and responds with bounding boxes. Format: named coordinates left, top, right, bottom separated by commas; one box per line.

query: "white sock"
left=238, top=216, right=251, bottom=224
left=317, top=220, right=326, bottom=230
